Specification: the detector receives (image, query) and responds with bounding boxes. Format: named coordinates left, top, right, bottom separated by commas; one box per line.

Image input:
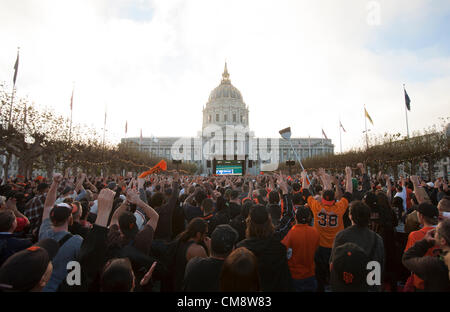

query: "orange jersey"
left=307, top=196, right=349, bottom=248
left=404, top=226, right=438, bottom=290
left=281, top=224, right=320, bottom=280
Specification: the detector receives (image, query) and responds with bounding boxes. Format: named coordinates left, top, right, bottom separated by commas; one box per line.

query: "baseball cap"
left=249, top=205, right=269, bottom=225
left=426, top=182, right=434, bottom=188
left=416, top=202, right=439, bottom=219
left=330, top=242, right=370, bottom=292
left=0, top=238, right=59, bottom=292
left=211, top=224, right=239, bottom=255
left=322, top=190, right=335, bottom=203
left=118, top=211, right=139, bottom=238
left=50, top=203, right=75, bottom=224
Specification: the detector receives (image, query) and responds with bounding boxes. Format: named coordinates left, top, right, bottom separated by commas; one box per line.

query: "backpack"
left=58, top=233, right=73, bottom=248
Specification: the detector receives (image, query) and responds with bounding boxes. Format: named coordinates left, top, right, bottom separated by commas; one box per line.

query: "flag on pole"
left=364, top=107, right=374, bottom=125
left=322, top=129, right=328, bottom=140
left=13, top=49, right=19, bottom=86
left=70, top=87, right=74, bottom=111
left=23, top=104, right=27, bottom=126
left=339, top=120, right=346, bottom=132
left=140, top=128, right=143, bottom=145
left=404, top=86, right=411, bottom=111
left=125, top=121, right=128, bottom=135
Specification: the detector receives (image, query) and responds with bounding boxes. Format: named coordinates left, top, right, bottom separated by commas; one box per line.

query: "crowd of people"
left=0, top=163, right=449, bottom=292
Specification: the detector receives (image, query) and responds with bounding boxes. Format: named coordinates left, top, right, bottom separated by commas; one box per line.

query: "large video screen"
left=215, top=160, right=243, bottom=176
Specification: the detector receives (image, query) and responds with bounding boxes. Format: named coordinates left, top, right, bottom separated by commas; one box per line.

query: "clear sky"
left=1, top=0, right=449, bottom=152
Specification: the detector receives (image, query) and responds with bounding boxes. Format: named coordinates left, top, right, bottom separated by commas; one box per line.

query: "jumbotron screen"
left=215, top=160, right=243, bottom=176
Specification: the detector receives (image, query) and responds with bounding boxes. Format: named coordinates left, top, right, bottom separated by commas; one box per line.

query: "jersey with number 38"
left=307, top=196, right=349, bottom=248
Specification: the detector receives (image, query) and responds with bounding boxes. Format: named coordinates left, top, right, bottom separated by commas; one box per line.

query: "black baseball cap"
left=211, top=225, right=238, bottom=255
left=322, top=190, right=335, bottom=202
left=118, top=211, right=139, bottom=238
left=330, top=242, right=370, bottom=292
left=0, top=238, right=59, bottom=292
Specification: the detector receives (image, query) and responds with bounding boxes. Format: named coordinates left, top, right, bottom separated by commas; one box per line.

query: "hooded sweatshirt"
left=237, top=194, right=295, bottom=292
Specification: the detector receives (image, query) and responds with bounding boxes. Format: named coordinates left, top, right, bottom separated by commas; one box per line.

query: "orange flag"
left=138, top=160, right=167, bottom=178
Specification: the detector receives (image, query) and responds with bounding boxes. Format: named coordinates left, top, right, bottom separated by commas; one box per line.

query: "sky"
left=0, top=0, right=449, bottom=152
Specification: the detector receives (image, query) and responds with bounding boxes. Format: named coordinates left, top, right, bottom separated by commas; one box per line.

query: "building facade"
left=122, top=63, right=334, bottom=175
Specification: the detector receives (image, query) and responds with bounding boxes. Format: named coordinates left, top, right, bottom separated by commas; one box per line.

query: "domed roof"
left=208, top=63, right=243, bottom=102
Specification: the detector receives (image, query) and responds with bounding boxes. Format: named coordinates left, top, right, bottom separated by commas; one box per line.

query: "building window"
left=233, top=114, right=236, bottom=122
left=216, top=114, right=219, bottom=122
left=224, top=114, right=227, bottom=122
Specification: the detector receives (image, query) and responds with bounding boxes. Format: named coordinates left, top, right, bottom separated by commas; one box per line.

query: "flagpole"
left=308, top=135, right=311, bottom=158
left=103, top=105, right=107, bottom=148
left=339, top=120, right=342, bottom=154
left=68, top=82, right=74, bottom=147
left=8, top=47, right=20, bottom=130
left=364, top=105, right=369, bottom=150
left=22, top=102, right=26, bottom=133
left=8, top=86, right=16, bottom=130
left=403, top=84, right=410, bottom=139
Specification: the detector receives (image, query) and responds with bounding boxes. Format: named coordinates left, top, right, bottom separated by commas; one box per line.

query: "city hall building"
left=122, top=64, right=334, bottom=175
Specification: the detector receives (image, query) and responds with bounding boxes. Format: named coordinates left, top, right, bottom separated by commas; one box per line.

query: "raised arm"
left=109, top=200, right=128, bottom=228
left=248, top=179, right=254, bottom=199
left=138, top=177, right=148, bottom=204
left=331, top=175, right=343, bottom=200
left=42, top=173, right=63, bottom=221
left=345, top=166, right=353, bottom=194
left=85, top=177, right=98, bottom=193
left=127, top=189, right=159, bottom=232
left=385, top=175, right=392, bottom=202
left=275, top=176, right=294, bottom=240
left=357, top=163, right=370, bottom=193
left=74, top=173, right=86, bottom=194
left=318, top=168, right=332, bottom=191
left=411, top=175, right=426, bottom=204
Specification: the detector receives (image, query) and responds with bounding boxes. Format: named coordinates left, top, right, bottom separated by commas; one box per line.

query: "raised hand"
left=318, top=168, right=326, bottom=177
left=173, top=171, right=179, bottom=182
left=53, top=173, right=63, bottom=184
left=97, top=188, right=116, bottom=212
left=277, top=175, right=288, bottom=195
left=126, top=188, right=141, bottom=205
left=138, top=177, right=145, bottom=190
left=410, top=175, right=420, bottom=186
left=140, top=261, right=157, bottom=287
left=345, top=166, right=352, bottom=177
